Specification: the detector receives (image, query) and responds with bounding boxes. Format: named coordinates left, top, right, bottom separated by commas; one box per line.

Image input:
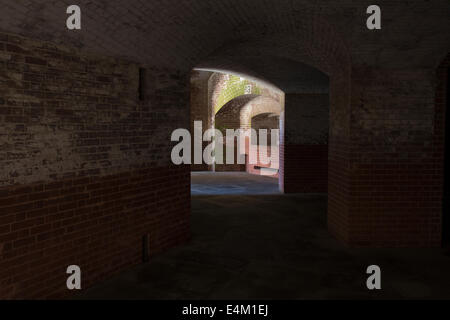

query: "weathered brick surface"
left=190, top=71, right=212, bottom=171
left=284, top=94, right=329, bottom=146
left=245, top=114, right=280, bottom=176
left=0, top=165, right=190, bottom=299
left=281, top=93, right=329, bottom=193
left=343, top=66, right=447, bottom=246
left=436, top=55, right=449, bottom=244
left=214, top=94, right=261, bottom=131
left=327, top=135, right=351, bottom=244
left=0, top=32, right=191, bottom=298
left=0, top=31, right=188, bottom=186
left=209, top=73, right=282, bottom=114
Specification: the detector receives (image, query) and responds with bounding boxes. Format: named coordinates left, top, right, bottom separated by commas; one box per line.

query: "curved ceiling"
left=215, top=94, right=261, bottom=116
left=0, top=0, right=448, bottom=73
left=197, top=54, right=329, bottom=93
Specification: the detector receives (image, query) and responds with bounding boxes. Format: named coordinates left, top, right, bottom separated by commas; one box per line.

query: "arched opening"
left=215, top=94, right=282, bottom=175
left=191, top=28, right=351, bottom=243
left=190, top=70, right=284, bottom=194
left=189, top=35, right=338, bottom=193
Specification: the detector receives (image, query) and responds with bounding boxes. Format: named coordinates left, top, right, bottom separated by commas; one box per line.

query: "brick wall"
left=0, top=32, right=191, bottom=298
left=282, top=145, right=328, bottom=192
left=0, top=166, right=190, bottom=299
left=0, top=32, right=188, bottom=185
left=190, top=71, right=212, bottom=171
left=326, top=71, right=352, bottom=245
left=436, top=54, right=449, bottom=244
left=246, top=146, right=279, bottom=178
left=281, top=93, right=329, bottom=193
left=246, top=114, right=279, bottom=177
left=327, top=135, right=351, bottom=244
left=214, top=136, right=247, bottom=172
left=344, top=66, right=447, bottom=247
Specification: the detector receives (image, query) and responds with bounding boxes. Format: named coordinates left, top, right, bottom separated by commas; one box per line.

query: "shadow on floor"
left=75, top=194, right=450, bottom=299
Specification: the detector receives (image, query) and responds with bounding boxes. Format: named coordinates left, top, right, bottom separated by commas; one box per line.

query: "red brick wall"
left=190, top=71, right=212, bottom=171
left=281, top=145, right=328, bottom=193
left=317, top=62, right=351, bottom=244
left=436, top=54, right=449, bottom=244
left=246, top=114, right=280, bottom=177
left=214, top=137, right=246, bottom=172
left=246, top=144, right=279, bottom=178
left=281, top=93, right=329, bottom=193
left=344, top=65, right=448, bottom=247
left=327, top=136, right=351, bottom=244
left=0, top=165, right=190, bottom=299
left=246, top=156, right=279, bottom=178
left=0, top=32, right=191, bottom=298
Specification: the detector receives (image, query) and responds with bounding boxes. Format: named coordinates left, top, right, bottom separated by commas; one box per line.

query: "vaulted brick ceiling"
left=215, top=94, right=262, bottom=116
left=197, top=55, right=329, bottom=93
left=0, top=0, right=448, bottom=75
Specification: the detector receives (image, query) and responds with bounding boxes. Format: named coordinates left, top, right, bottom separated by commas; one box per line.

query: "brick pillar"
left=344, top=66, right=445, bottom=247
left=281, top=93, right=329, bottom=193
left=439, top=55, right=450, bottom=245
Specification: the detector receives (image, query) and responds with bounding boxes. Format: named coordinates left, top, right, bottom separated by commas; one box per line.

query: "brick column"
left=344, top=66, right=445, bottom=247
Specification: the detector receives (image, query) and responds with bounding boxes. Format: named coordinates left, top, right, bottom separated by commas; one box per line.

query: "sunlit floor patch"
left=191, top=172, right=279, bottom=195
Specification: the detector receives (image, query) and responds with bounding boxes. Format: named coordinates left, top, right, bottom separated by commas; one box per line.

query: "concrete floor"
left=191, top=172, right=279, bottom=195
left=76, top=193, right=450, bottom=300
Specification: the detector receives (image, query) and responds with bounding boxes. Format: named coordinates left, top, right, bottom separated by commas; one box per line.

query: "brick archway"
left=214, top=94, right=262, bottom=131
left=240, top=95, right=282, bottom=129
left=193, top=20, right=350, bottom=242
left=212, top=93, right=283, bottom=175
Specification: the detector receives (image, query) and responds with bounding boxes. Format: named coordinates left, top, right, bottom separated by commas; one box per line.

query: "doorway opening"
left=190, top=70, right=284, bottom=195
